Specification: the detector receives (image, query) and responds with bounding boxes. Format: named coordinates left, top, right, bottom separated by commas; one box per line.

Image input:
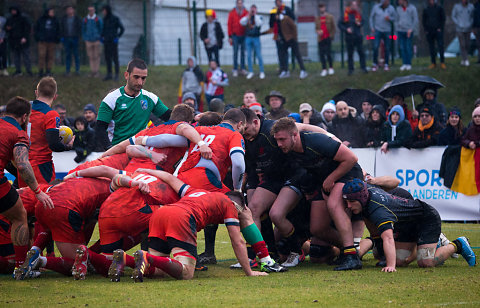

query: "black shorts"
left=250, top=175, right=302, bottom=197
left=313, top=163, right=364, bottom=199
left=395, top=202, right=441, bottom=246
left=148, top=236, right=198, bottom=260
left=0, top=184, right=19, bottom=213
left=0, top=243, right=14, bottom=257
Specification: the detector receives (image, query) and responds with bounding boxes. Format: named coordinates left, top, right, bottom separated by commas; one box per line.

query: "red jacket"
left=228, top=7, right=248, bottom=37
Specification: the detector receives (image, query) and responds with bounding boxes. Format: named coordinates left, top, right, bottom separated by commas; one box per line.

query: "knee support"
left=417, top=247, right=435, bottom=261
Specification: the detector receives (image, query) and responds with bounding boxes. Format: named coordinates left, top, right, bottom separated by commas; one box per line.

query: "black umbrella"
left=332, top=88, right=389, bottom=114
left=378, top=74, right=445, bottom=98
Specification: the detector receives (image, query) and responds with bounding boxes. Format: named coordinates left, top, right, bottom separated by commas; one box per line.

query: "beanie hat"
left=249, top=102, right=263, bottom=113
left=342, top=179, right=369, bottom=207
left=182, top=92, right=197, bottom=104
left=448, top=106, right=461, bottom=118
left=419, top=107, right=434, bottom=116
left=320, top=101, right=336, bottom=115
left=205, top=9, right=216, bottom=19
left=83, top=103, right=97, bottom=115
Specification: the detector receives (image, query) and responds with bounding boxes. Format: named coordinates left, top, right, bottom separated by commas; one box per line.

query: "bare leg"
left=269, top=187, right=301, bottom=237
left=324, top=183, right=354, bottom=248
left=248, top=187, right=277, bottom=230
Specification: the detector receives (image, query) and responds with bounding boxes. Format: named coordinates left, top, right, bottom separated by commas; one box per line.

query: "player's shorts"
left=0, top=179, right=19, bottom=213
left=0, top=217, right=12, bottom=246
left=0, top=243, right=14, bottom=258
left=394, top=201, right=441, bottom=246
left=18, top=161, right=55, bottom=188
left=98, top=204, right=159, bottom=247
left=35, top=206, right=85, bottom=244
left=313, top=163, right=364, bottom=199
left=148, top=206, right=198, bottom=259
left=178, top=167, right=230, bottom=193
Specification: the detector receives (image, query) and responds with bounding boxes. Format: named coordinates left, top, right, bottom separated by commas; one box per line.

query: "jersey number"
left=188, top=192, right=207, bottom=198
left=132, top=174, right=158, bottom=184
left=191, top=135, right=215, bottom=153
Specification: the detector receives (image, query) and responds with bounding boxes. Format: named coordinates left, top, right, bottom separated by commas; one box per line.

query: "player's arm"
left=136, top=134, right=189, bottom=148
left=46, top=129, right=73, bottom=151
left=323, top=144, right=358, bottom=192
left=231, top=152, right=245, bottom=192
left=96, top=101, right=114, bottom=151
left=366, top=175, right=400, bottom=191
left=295, top=123, right=341, bottom=142
left=176, top=123, right=212, bottom=159
left=64, top=165, right=120, bottom=180
left=125, top=145, right=167, bottom=165
left=226, top=224, right=267, bottom=277
left=134, top=168, right=186, bottom=194
left=13, top=145, right=54, bottom=209
left=101, top=139, right=130, bottom=158
left=380, top=229, right=396, bottom=273
left=111, top=174, right=150, bottom=194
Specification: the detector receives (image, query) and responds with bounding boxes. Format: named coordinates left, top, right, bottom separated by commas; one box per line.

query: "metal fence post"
left=340, top=0, right=344, bottom=68
left=193, top=0, right=197, bottom=59
left=143, top=0, right=148, bottom=63
left=291, top=0, right=295, bottom=70
left=178, top=38, right=182, bottom=65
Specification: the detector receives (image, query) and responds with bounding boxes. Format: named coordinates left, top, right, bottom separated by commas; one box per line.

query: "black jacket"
left=200, top=21, right=224, bottom=49
left=364, top=119, right=384, bottom=147
left=35, top=10, right=60, bottom=43
left=422, top=4, right=445, bottom=33
left=328, top=115, right=365, bottom=148
left=474, top=3, right=480, bottom=28
left=380, top=120, right=412, bottom=148
left=5, top=7, right=32, bottom=48
left=102, top=12, right=124, bottom=41
left=416, top=100, right=447, bottom=127
left=407, top=120, right=442, bottom=148
left=73, top=127, right=95, bottom=162
left=338, top=13, right=364, bottom=39
left=438, top=125, right=466, bottom=146
left=60, top=15, right=82, bottom=38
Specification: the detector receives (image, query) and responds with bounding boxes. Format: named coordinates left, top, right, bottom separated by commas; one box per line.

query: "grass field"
left=0, top=223, right=479, bottom=307
left=0, top=56, right=478, bottom=122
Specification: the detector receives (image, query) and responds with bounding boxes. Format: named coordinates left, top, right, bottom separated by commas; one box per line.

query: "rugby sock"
left=32, top=223, right=51, bottom=252
left=241, top=223, right=272, bottom=264
left=87, top=250, right=112, bottom=277
left=204, top=224, right=218, bottom=255
left=122, top=234, right=142, bottom=252
left=88, top=240, right=102, bottom=254
left=247, top=246, right=256, bottom=260
left=285, top=227, right=302, bottom=254
left=354, top=237, right=362, bottom=250
left=44, top=257, right=74, bottom=276
left=14, top=245, right=29, bottom=267
left=450, top=240, right=463, bottom=254
left=46, top=241, right=55, bottom=257
left=343, top=245, right=357, bottom=255
left=146, top=253, right=183, bottom=280
left=260, top=214, right=277, bottom=257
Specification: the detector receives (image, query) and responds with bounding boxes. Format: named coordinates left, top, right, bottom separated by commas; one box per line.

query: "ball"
left=59, top=125, right=73, bottom=145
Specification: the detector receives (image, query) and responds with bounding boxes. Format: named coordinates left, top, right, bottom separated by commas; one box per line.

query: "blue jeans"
left=232, top=35, right=245, bottom=70
left=397, top=32, right=412, bottom=65
left=245, top=36, right=264, bottom=73
left=63, top=37, right=80, bottom=73
left=373, top=30, right=391, bottom=65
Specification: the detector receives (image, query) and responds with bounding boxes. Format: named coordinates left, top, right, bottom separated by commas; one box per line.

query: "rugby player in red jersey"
left=0, top=97, right=53, bottom=279
left=18, top=77, right=73, bottom=188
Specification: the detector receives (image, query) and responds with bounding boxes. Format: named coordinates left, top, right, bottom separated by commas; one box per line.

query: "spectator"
left=273, top=0, right=307, bottom=79
left=396, top=0, right=419, bottom=71
left=249, top=102, right=264, bottom=117
left=242, top=90, right=267, bottom=115
left=182, top=92, right=201, bottom=116
left=365, top=104, right=386, bottom=147
left=438, top=107, right=466, bottom=146
left=474, top=1, right=480, bottom=64
left=200, top=9, right=224, bottom=65
left=228, top=0, right=248, bottom=77
left=422, top=0, right=446, bottom=69
left=415, top=88, right=447, bottom=127
left=452, top=0, right=474, bottom=66
left=240, top=4, right=265, bottom=80
left=461, top=106, right=480, bottom=149
left=209, top=98, right=225, bottom=114
left=60, top=6, right=82, bottom=76
left=288, top=113, right=301, bottom=122
left=53, top=103, right=74, bottom=128
left=83, top=103, right=97, bottom=129
left=390, top=93, right=418, bottom=130
left=360, top=101, right=373, bottom=120
left=0, top=14, right=7, bottom=76
left=73, top=116, right=95, bottom=163
left=205, top=60, right=228, bottom=106
left=316, top=2, right=336, bottom=77
left=407, top=107, right=442, bottom=148
left=264, top=90, right=290, bottom=120
left=5, top=6, right=33, bottom=77
left=320, top=101, right=336, bottom=127
left=338, top=1, right=367, bottom=75
left=380, top=105, right=412, bottom=153
left=102, top=5, right=124, bottom=81
left=181, top=56, right=204, bottom=104
left=328, top=100, right=365, bottom=148
left=299, top=103, right=324, bottom=127
left=35, top=8, right=60, bottom=77
left=369, top=0, right=396, bottom=71
left=82, top=5, right=103, bottom=78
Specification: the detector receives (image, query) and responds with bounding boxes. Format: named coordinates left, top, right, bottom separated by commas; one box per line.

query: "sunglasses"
left=420, top=114, right=431, bottom=118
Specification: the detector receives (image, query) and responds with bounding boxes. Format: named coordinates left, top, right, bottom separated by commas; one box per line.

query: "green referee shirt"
left=97, top=86, right=169, bottom=145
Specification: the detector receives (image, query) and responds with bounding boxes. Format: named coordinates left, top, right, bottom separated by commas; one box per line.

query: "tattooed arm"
left=13, top=145, right=54, bottom=209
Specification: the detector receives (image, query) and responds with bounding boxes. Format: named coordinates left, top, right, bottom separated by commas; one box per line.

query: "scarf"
left=391, top=125, right=397, bottom=141
left=344, top=7, right=361, bottom=23
left=418, top=117, right=434, bottom=132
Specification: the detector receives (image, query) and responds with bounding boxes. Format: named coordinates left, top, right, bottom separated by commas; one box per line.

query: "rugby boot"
left=455, top=237, right=476, bottom=266
left=281, top=251, right=305, bottom=268
left=438, top=233, right=458, bottom=258
left=13, top=247, right=41, bottom=280
left=334, top=253, right=362, bottom=271
left=260, top=261, right=288, bottom=273
left=72, top=245, right=88, bottom=280
left=108, top=249, right=126, bottom=282
left=197, top=252, right=217, bottom=265
left=230, top=258, right=258, bottom=269
left=132, top=250, right=149, bottom=282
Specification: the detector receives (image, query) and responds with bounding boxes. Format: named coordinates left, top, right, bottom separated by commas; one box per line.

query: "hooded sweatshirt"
left=396, top=3, right=418, bottom=33
left=320, top=102, right=336, bottom=126
left=452, top=2, right=474, bottom=32
left=381, top=105, right=412, bottom=148
left=35, top=9, right=60, bottom=42
left=365, top=105, right=386, bottom=147
left=182, top=56, right=204, bottom=95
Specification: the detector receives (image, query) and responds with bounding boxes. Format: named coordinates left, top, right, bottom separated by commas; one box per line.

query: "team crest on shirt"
left=241, top=139, right=245, bottom=150
left=55, top=117, right=60, bottom=128
left=140, top=99, right=148, bottom=110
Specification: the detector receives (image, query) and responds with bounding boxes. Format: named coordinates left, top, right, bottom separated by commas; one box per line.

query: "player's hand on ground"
left=151, top=152, right=167, bottom=165
left=135, top=181, right=151, bottom=194
left=248, top=271, right=268, bottom=277
left=36, top=191, right=54, bottom=209
left=381, top=266, right=396, bottom=273
left=199, top=144, right=212, bottom=160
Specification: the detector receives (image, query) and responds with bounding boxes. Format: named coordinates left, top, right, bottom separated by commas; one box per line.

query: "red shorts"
left=148, top=206, right=197, bottom=248
left=35, top=206, right=85, bottom=244
left=18, top=161, right=55, bottom=188
left=98, top=205, right=159, bottom=247
left=178, top=168, right=230, bottom=193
